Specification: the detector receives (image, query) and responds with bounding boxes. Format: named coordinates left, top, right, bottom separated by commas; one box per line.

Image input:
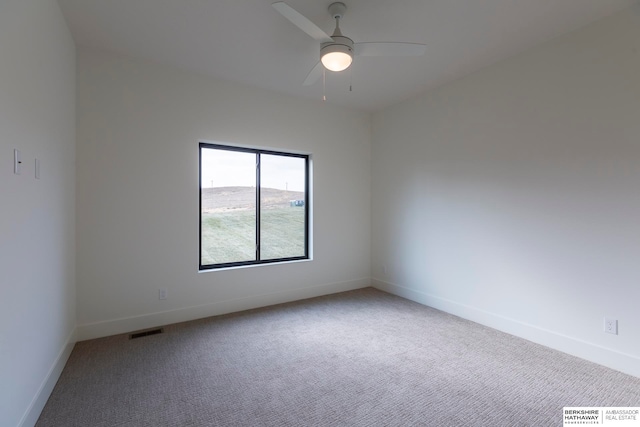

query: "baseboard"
left=372, top=278, right=640, bottom=378
left=18, top=328, right=76, bottom=427
left=77, top=278, right=370, bottom=341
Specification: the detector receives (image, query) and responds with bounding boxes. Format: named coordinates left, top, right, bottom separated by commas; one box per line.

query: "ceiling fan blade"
left=303, top=62, right=323, bottom=86
left=354, top=42, right=426, bottom=57
left=272, top=2, right=333, bottom=43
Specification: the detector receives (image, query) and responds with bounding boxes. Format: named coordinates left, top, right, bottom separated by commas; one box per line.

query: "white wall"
left=371, top=8, right=640, bottom=377
left=0, top=1, right=76, bottom=426
left=76, top=49, right=371, bottom=339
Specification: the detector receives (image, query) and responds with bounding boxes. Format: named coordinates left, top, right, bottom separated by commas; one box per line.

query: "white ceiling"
left=57, top=0, right=635, bottom=112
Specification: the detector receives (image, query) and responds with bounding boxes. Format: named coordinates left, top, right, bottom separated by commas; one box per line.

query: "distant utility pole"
left=286, top=182, right=288, bottom=191
left=211, top=180, right=213, bottom=188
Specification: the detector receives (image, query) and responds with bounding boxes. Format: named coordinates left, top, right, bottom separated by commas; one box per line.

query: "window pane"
left=260, top=154, right=306, bottom=260
left=201, top=148, right=256, bottom=265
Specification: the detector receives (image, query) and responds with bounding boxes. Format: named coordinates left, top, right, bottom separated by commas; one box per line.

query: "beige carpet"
left=37, top=288, right=640, bottom=426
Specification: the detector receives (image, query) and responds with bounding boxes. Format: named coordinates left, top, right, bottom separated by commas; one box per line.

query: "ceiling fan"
left=272, top=1, right=426, bottom=86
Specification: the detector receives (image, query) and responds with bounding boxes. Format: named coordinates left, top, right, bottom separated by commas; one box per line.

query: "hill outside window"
left=199, top=142, right=309, bottom=270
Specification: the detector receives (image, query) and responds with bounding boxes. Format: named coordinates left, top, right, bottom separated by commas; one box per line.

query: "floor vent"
left=129, top=328, right=163, bottom=340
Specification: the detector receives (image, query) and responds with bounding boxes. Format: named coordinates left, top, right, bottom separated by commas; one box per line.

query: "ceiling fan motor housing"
left=321, top=2, right=353, bottom=71
left=321, top=36, right=354, bottom=59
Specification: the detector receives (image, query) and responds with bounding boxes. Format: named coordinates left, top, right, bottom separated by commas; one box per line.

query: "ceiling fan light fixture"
left=272, top=1, right=426, bottom=86
left=320, top=37, right=354, bottom=72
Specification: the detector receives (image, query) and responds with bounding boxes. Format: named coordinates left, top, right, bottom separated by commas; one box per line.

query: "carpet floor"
left=36, top=288, right=640, bottom=426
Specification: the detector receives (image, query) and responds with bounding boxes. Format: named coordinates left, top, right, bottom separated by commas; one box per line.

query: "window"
left=199, top=143, right=309, bottom=270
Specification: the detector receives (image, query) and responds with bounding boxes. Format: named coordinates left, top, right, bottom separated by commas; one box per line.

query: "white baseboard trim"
left=19, top=328, right=76, bottom=427
left=372, top=278, right=640, bottom=378
left=77, top=278, right=370, bottom=341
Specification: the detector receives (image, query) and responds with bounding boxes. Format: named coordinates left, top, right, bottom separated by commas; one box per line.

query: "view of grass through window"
left=200, top=144, right=308, bottom=269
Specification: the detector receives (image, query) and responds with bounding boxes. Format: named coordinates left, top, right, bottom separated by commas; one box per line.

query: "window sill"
left=198, top=257, right=311, bottom=273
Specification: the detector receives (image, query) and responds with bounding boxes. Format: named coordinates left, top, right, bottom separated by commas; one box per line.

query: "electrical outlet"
left=158, top=288, right=167, bottom=300
left=382, top=264, right=388, bottom=276
left=604, top=318, right=618, bottom=335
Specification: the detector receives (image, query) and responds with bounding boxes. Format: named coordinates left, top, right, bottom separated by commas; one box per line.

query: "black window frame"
left=199, top=142, right=310, bottom=270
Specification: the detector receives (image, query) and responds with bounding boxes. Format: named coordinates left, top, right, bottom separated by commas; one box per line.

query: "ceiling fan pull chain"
left=349, top=65, right=353, bottom=92
left=323, top=67, right=327, bottom=101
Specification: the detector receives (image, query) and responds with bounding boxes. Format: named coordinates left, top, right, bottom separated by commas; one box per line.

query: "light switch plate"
left=604, top=318, right=618, bottom=335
